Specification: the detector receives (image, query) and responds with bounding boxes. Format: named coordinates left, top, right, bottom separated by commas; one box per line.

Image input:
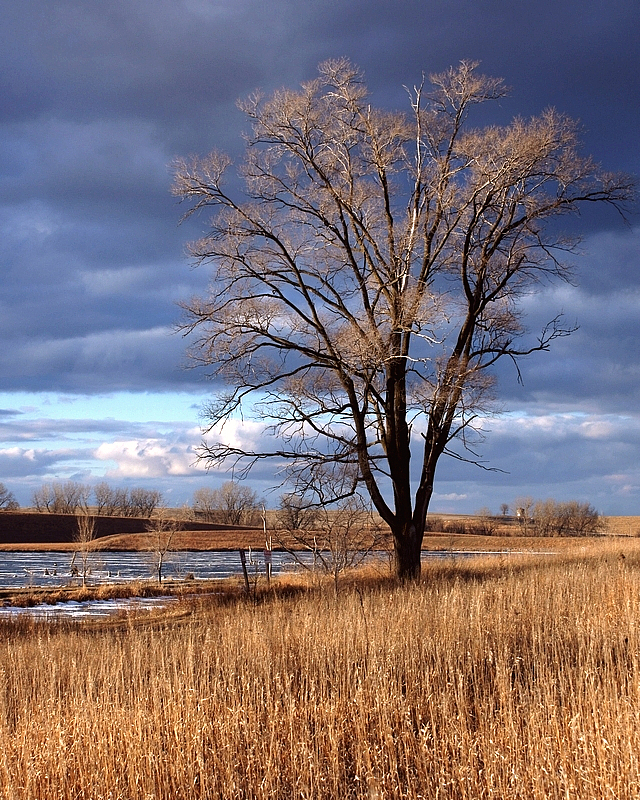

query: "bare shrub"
left=278, top=496, right=387, bottom=593
left=470, top=508, right=498, bottom=536
left=423, top=516, right=444, bottom=533
left=442, top=519, right=468, bottom=535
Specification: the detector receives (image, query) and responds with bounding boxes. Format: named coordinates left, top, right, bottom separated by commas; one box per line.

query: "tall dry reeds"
left=0, top=546, right=639, bottom=798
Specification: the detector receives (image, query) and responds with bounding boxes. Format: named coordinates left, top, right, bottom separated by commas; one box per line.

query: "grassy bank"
left=0, top=544, right=639, bottom=798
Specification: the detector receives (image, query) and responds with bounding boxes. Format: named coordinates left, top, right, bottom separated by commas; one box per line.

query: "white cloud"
left=203, top=418, right=270, bottom=453
left=95, top=438, right=204, bottom=478
left=486, top=411, right=640, bottom=443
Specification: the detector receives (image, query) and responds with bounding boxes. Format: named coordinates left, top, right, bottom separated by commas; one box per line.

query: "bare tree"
left=33, top=481, right=90, bottom=514
left=276, top=492, right=317, bottom=531
left=129, top=488, right=163, bottom=518
left=174, top=59, right=633, bottom=579
left=532, top=498, right=605, bottom=537
left=193, top=482, right=260, bottom=525
left=191, top=487, right=218, bottom=522
left=147, top=512, right=181, bottom=583
left=279, top=496, right=386, bottom=594
left=94, top=482, right=119, bottom=515
left=562, top=501, right=605, bottom=536
left=74, top=512, right=96, bottom=587
left=93, top=483, right=162, bottom=517
left=0, top=483, right=19, bottom=510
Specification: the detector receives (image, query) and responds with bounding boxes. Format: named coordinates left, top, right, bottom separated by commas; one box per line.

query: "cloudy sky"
left=0, top=0, right=638, bottom=514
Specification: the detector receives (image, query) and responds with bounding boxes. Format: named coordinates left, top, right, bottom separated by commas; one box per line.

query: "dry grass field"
left=1, top=540, right=640, bottom=798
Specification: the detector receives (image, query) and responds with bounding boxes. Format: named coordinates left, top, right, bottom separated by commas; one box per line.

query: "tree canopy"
left=174, top=59, right=632, bottom=578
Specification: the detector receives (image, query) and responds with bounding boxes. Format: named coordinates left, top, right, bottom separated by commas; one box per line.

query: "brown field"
left=603, top=515, right=640, bottom=537
left=2, top=513, right=638, bottom=552
left=1, top=541, right=640, bottom=798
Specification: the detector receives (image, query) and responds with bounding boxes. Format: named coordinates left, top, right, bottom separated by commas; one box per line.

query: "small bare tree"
left=74, top=512, right=96, bottom=587
left=174, top=59, right=633, bottom=579
left=0, top=483, right=19, bottom=511
left=147, top=513, right=181, bottom=583
left=473, top=507, right=497, bottom=536
left=276, top=492, right=317, bottom=531
left=279, top=496, right=386, bottom=594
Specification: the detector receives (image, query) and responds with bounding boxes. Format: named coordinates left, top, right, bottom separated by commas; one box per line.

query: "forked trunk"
left=394, top=522, right=423, bottom=581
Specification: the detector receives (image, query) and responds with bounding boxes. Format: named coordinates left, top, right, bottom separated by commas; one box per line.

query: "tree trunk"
left=394, top=522, right=423, bottom=581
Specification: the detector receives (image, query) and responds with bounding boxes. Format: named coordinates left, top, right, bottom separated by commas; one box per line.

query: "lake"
left=0, top=548, right=539, bottom=619
left=0, top=548, right=538, bottom=591
left=0, top=549, right=307, bottom=589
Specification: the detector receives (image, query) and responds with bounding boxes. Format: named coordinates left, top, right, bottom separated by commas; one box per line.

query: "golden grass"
left=0, top=543, right=639, bottom=798
left=603, top=515, right=640, bottom=537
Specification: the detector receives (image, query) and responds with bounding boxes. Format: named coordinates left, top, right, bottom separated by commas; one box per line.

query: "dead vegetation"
left=1, top=543, right=640, bottom=798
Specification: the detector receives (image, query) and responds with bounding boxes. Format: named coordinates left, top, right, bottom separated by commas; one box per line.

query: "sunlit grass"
left=0, top=544, right=639, bottom=798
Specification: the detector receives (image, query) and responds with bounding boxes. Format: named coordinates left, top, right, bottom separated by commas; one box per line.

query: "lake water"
left=0, top=549, right=308, bottom=620
left=0, top=548, right=537, bottom=619
left=0, top=595, right=182, bottom=620
left=0, top=548, right=536, bottom=591
left=0, top=549, right=307, bottom=590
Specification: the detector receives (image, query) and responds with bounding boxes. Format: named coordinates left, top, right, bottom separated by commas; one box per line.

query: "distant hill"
left=0, top=511, right=257, bottom=545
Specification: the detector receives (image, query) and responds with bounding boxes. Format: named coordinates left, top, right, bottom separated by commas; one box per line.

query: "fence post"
left=238, top=549, right=250, bottom=593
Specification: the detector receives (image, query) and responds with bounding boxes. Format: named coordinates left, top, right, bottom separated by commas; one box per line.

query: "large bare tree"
left=174, top=59, right=632, bottom=579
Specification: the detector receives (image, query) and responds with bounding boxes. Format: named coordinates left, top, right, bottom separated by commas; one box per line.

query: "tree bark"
left=394, top=521, right=423, bottom=581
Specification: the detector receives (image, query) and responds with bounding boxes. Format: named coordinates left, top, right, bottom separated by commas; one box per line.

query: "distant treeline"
left=31, top=481, right=162, bottom=517
left=425, top=499, right=605, bottom=537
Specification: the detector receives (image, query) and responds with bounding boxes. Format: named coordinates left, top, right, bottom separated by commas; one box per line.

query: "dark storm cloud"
left=0, top=0, right=638, bottom=508
left=1, top=1, right=637, bottom=389
left=428, top=409, right=640, bottom=516
left=0, top=326, right=211, bottom=393
left=489, top=225, right=640, bottom=415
